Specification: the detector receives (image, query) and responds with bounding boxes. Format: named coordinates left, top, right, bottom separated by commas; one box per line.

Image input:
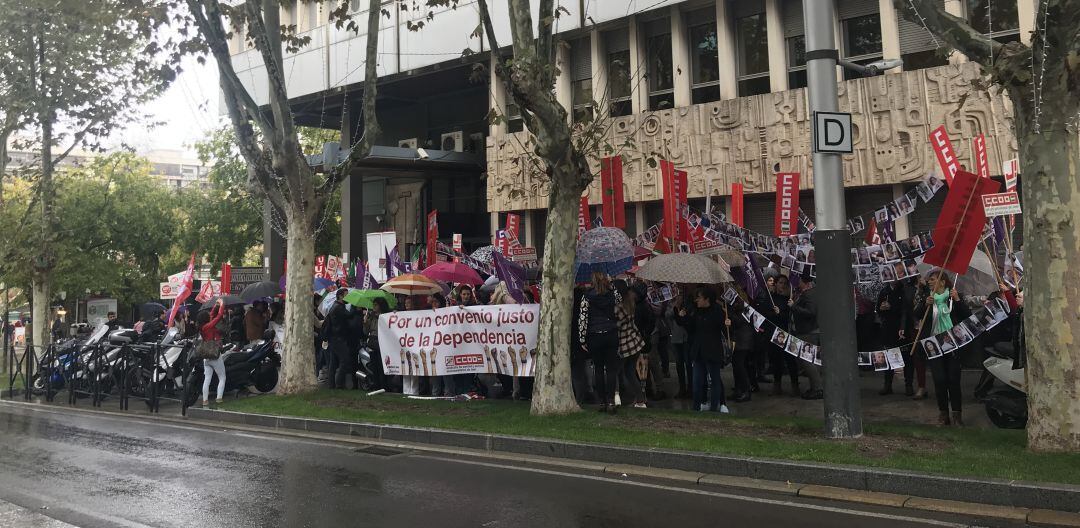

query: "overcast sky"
left=117, top=55, right=221, bottom=157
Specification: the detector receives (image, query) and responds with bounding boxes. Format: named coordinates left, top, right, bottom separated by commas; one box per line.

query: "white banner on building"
left=377, top=304, right=540, bottom=377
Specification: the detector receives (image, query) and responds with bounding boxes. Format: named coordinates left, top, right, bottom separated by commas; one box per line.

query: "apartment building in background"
left=226, top=0, right=1030, bottom=266
left=4, top=138, right=208, bottom=190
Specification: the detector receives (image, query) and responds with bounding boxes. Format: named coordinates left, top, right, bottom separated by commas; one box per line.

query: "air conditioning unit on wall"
left=398, top=138, right=418, bottom=149
left=441, top=131, right=464, bottom=152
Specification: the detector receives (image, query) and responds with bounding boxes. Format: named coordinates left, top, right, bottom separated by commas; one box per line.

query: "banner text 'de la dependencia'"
left=378, top=304, right=540, bottom=377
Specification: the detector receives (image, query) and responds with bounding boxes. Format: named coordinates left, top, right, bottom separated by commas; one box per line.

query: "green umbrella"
left=343, top=289, right=398, bottom=310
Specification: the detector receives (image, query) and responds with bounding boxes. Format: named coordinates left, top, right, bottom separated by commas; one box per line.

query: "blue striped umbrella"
left=574, top=227, right=634, bottom=282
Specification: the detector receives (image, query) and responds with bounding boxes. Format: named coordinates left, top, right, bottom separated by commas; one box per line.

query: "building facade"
left=226, top=0, right=1030, bottom=263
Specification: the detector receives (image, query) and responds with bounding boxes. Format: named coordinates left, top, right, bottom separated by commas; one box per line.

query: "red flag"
left=865, top=219, right=881, bottom=245
left=600, top=156, right=626, bottom=229
left=167, top=253, right=195, bottom=327
left=504, top=213, right=521, bottom=248
left=660, top=161, right=683, bottom=247
left=930, top=125, right=961, bottom=186
left=427, top=210, right=439, bottom=268
left=220, top=263, right=232, bottom=295
left=1002, top=158, right=1019, bottom=231
left=774, top=172, right=800, bottom=237
left=973, top=134, right=990, bottom=179
left=314, top=255, right=327, bottom=279
left=452, top=233, right=462, bottom=262
left=578, top=195, right=591, bottom=239
left=731, top=183, right=744, bottom=227
left=923, top=170, right=1001, bottom=273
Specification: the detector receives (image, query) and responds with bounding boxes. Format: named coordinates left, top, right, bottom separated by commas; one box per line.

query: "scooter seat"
left=990, top=342, right=1015, bottom=359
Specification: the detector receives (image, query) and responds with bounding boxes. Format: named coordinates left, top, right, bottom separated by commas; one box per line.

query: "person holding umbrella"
left=244, top=300, right=270, bottom=343
left=578, top=272, right=622, bottom=414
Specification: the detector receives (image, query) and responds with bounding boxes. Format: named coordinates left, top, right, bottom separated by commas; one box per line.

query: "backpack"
left=193, top=337, right=221, bottom=360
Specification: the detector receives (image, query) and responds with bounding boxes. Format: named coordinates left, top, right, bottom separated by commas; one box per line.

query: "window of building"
left=736, top=13, right=770, bottom=96
left=645, top=18, right=674, bottom=110
left=604, top=28, right=633, bottom=117
left=841, top=13, right=882, bottom=80
left=966, top=0, right=1019, bottom=41
left=570, top=38, right=594, bottom=123
left=899, top=0, right=947, bottom=70
left=786, top=35, right=807, bottom=88
left=506, top=102, right=523, bottom=133
left=687, top=8, right=721, bottom=104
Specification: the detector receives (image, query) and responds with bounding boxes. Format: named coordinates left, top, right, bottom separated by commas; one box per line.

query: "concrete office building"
left=225, top=0, right=1028, bottom=269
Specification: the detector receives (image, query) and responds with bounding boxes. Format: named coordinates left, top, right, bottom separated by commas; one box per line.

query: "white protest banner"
left=378, top=304, right=539, bottom=377
left=982, top=192, right=1022, bottom=216
left=160, top=282, right=180, bottom=300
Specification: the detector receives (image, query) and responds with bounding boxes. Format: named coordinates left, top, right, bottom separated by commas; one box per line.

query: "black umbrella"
left=200, top=295, right=246, bottom=311
left=140, top=302, right=167, bottom=318
left=239, top=281, right=281, bottom=302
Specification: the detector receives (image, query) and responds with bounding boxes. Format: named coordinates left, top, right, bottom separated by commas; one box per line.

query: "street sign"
left=982, top=192, right=1022, bottom=216
left=812, top=111, right=853, bottom=153
left=228, top=267, right=268, bottom=295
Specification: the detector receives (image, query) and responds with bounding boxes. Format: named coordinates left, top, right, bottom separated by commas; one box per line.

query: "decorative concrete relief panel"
left=485, top=63, right=1017, bottom=213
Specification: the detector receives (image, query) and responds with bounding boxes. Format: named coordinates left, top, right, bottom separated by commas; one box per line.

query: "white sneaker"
left=614, top=393, right=622, bottom=406
left=719, top=405, right=730, bottom=414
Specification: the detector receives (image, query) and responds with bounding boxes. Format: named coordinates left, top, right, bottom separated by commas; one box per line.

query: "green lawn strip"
left=221, top=391, right=1080, bottom=485
left=1, top=372, right=24, bottom=391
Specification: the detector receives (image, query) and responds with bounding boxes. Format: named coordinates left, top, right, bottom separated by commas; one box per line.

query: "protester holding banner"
left=788, top=275, right=821, bottom=400
left=877, top=280, right=913, bottom=396
left=923, top=271, right=970, bottom=426
left=728, top=285, right=756, bottom=403
left=578, top=272, right=622, bottom=414
left=677, top=287, right=730, bottom=413
left=756, top=276, right=796, bottom=396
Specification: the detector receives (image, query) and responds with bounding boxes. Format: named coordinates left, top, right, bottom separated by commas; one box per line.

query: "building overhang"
left=307, top=145, right=483, bottom=183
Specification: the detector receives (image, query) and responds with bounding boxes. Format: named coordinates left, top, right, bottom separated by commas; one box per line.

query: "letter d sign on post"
left=813, top=111, right=853, bottom=153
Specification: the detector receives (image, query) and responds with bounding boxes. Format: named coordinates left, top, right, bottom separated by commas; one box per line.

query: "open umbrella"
left=470, top=245, right=500, bottom=265
left=632, top=245, right=654, bottom=259
left=421, top=261, right=483, bottom=286
left=140, top=302, right=167, bottom=318
left=200, top=294, right=246, bottom=311
left=480, top=274, right=501, bottom=293
left=343, top=289, right=398, bottom=310
left=239, top=281, right=282, bottom=302
left=574, top=227, right=635, bottom=282
left=635, top=253, right=733, bottom=284
left=381, top=273, right=442, bottom=296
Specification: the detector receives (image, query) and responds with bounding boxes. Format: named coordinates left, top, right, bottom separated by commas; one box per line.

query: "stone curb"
left=185, top=407, right=1080, bottom=516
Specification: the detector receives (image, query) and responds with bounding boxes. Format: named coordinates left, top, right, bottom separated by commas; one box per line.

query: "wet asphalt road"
left=0, top=403, right=1015, bottom=528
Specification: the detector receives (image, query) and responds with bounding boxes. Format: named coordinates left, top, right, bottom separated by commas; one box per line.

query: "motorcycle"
left=355, top=345, right=380, bottom=391
left=983, top=342, right=1027, bottom=429
left=183, top=330, right=281, bottom=407
left=31, top=325, right=110, bottom=396
left=119, top=327, right=178, bottom=399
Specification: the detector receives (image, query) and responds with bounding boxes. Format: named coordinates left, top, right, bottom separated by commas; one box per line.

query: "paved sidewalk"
left=0, top=499, right=78, bottom=528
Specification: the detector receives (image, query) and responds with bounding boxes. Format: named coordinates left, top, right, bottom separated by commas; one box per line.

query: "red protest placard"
left=661, top=160, right=679, bottom=246
left=973, top=134, right=990, bottom=179
left=930, top=125, right=961, bottom=186
left=774, top=172, right=800, bottom=237
left=923, top=170, right=1001, bottom=274
left=427, top=210, right=439, bottom=268
left=600, top=156, right=626, bottom=229
left=731, top=183, right=744, bottom=227
left=504, top=213, right=520, bottom=248
left=577, top=195, right=590, bottom=238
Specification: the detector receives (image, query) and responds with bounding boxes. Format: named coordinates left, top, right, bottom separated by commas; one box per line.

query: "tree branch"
left=893, top=0, right=1003, bottom=67
left=536, top=0, right=555, bottom=63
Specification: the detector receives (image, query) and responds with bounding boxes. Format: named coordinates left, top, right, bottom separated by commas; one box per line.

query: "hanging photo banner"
left=452, top=233, right=462, bottom=262
left=973, top=134, right=990, bottom=179
left=600, top=156, right=626, bottom=229
left=923, top=170, right=1001, bottom=273
left=731, top=183, right=744, bottom=227
left=930, top=125, right=961, bottom=186
left=774, top=172, right=800, bottom=237
left=378, top=305, right=540, bottom=377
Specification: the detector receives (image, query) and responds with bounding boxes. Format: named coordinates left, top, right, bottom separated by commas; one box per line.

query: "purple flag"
left=492, top=250, right=526, bottom=304
left=992, top=216, right=1007, bottom=244
left=743, top=253, right=762, bottom=300
left=384, top=247, right=395, bottom=280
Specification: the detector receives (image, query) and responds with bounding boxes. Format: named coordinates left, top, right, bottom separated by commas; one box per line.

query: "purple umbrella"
left=574, top=227, right=634, bottom=282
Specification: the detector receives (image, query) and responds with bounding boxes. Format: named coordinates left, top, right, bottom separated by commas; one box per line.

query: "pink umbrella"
left=420, top=261, right=484, bottom=286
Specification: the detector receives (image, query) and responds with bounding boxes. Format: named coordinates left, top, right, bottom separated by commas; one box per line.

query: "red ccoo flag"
left=774, top=172, right=800, bottom=237
left=730, top=183, right=744, bottom=227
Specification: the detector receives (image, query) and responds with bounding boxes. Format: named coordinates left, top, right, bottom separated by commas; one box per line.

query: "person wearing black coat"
left=877, top=279, right=914, bottom=395
left=322, top=288, right=355, bottom=390
left=788, top=277, right=821, bottom=400
left=729, top=287, right=757, bottom=402
left=676, top=288, right=730, bottom=413
left=578, top=273, right=622, bottom=413
left=755, top=275, right=796, bottom=396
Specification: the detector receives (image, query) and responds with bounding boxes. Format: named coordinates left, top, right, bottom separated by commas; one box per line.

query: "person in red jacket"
left=197, top=299, right=227, bottom=406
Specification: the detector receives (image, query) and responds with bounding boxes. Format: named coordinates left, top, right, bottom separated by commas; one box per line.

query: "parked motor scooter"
left=355, top=346, right=380, bottom=391
left=183, top=330, right=281, bottom=406
left=984, top=344, right=1027, bottom=429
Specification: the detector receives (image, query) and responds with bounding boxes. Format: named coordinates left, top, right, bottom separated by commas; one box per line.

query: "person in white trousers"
left=198, top=299, right=228, bottom=406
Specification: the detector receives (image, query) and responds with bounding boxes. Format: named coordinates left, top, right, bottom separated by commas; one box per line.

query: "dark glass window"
left=689, top=21, right=721, bottom=104
left=506, top=102, right=523, bottom=133
left=737, top=13, right=770, bottom=96
left=646, top=21, right=674, bottom=110
left=607, top=49, right=632, bottom=117
left=844, top=14, right=882, bottom=58
left=786, top=35, right=806, bottom=88
left=966, top=0, right=1018, bottom=36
